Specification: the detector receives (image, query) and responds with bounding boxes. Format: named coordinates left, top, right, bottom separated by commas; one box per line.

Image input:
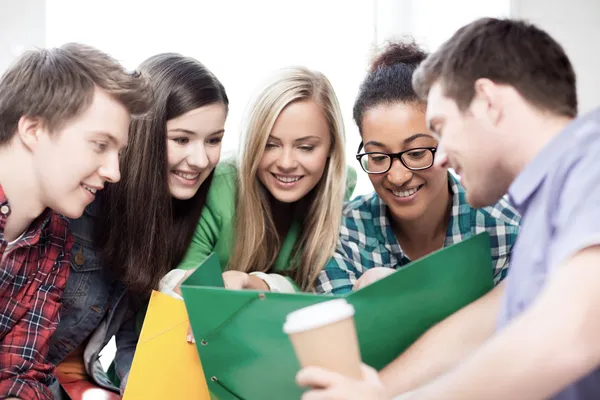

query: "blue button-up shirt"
left=500, top=107, right=600, bottom=399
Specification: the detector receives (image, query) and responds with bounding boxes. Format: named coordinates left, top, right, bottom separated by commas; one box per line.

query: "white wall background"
left=0, top=0, right=45, bottom=72
left=511, top=0, right=600, bottom=114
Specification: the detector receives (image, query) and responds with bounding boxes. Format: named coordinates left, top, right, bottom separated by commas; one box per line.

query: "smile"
left=273, top=174, right=303, bottom=184
left=81, top=184, right=99, bottom=194
left=390, top=184, right=423, bottom=198
left=173, top=171, right=200, bottom=180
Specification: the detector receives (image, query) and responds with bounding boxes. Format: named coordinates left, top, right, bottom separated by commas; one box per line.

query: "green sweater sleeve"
left=177, top=162, right=238, bottom=270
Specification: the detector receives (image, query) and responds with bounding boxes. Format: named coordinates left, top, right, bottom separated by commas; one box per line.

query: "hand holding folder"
left=181, top=232, right=495, bottom=399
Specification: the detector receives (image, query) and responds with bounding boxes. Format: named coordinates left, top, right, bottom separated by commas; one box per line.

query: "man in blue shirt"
left=297, top=17, right=600, bottom=400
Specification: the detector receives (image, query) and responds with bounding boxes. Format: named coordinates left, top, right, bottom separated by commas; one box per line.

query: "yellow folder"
left=123, top=291, right=210, bottom=400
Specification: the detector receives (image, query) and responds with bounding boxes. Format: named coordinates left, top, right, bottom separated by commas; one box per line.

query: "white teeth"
left=82, top=185, right=97, bottom=194
left=392, top=187, right=419, bottom=198
left=174, top=171, right=200, bottom=180
left=275, top=175, right=301, bottom=183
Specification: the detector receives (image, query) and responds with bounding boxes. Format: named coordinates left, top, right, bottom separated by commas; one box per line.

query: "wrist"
left=247, top=274, right=270, bottom=291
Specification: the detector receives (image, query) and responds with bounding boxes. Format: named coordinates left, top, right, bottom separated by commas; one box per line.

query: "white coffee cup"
left=283, top=299, right=362, bottom=379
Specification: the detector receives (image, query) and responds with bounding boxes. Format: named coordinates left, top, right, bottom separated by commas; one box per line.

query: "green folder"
left=181, top=233, right=494, bottom=400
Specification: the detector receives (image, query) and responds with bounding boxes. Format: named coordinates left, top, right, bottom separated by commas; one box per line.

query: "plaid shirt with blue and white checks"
left=315, top=173, right=520, bottom=294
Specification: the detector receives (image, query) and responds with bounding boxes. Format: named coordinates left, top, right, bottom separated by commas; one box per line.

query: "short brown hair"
left=413, top=18, right=577, bottom=118
left=0, top=42, right=152, bottom=145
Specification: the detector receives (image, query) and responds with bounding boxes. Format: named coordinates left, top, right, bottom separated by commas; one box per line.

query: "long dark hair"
left=97, top=53, right=229, bottom=296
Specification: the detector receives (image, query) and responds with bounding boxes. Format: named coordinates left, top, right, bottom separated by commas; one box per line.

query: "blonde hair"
left=230, top=67, right=347, bottom=291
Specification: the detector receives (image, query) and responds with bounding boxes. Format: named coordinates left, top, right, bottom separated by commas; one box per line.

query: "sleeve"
left=492, top=224, right=519, bottom=285
left=549, top=149, right=600, bottom=268
left=249, top=272, right=299, bottom=293
left=314, top=238, right=364, bottom=295
left=176, top=164, right=236, bottom=270
left=177, top=204, right=222, bottom=270
left=0, top=233, right=73, bottom=400
left=112, top=299, right=141, bottom=395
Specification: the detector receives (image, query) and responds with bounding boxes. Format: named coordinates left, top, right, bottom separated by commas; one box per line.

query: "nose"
left=99, top=151, right=121, bottom=183
left=386, top=158, right=413, bottom=186
left=276, top=147, right=297, bottom=171
left=187, top=142, right=210, bottom=170
left=433, top=143, right=450, bottom=169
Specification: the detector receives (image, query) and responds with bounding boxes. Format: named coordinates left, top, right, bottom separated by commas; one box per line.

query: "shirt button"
left=0, top=205, right=10, bottom=215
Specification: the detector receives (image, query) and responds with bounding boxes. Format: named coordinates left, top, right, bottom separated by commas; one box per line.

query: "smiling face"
left=33, top=87, right=130, bottom=218
left=426, top=81, right=509, bottom=207
left=257, top=99, right=332, bottom=203
left=166, top=103, right=227, bottom=200
left=361, top=102, right=448, bottom=222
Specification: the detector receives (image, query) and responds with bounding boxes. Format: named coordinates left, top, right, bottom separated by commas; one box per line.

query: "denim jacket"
left=47, top=200, right=139, bottom=395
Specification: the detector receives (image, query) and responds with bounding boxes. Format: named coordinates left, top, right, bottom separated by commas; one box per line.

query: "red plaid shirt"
left=0, top=184, right=73, bottom=400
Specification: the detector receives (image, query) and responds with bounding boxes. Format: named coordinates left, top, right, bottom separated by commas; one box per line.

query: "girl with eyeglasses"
left=315, top=40, right=520, bottom=294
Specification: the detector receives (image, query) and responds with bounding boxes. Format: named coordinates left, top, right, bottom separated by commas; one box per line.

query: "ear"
left=473, top=78, right=502, bottom=126
left=16, top=116, right=46, bottom=151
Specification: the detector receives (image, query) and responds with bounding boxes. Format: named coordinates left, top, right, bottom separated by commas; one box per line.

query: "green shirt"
left=177, top=161, right=357, bottom=273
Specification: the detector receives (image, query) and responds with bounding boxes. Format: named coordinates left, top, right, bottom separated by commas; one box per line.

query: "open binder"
left=180, top=232, right=494, bottom=399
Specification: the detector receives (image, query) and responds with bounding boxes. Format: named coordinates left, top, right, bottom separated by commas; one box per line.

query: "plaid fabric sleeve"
left=0, top=229, right=73, bottom=400
left=482, top=197, right=521, bottom=285
left=315, top=233, right=367, bottom=295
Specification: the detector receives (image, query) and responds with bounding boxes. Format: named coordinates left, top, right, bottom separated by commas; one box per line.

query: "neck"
left=503, top=111, right=573, bottom=182
left=0, top=142, right=45, bottom=241
left=269, top=196, right=296, bottom=238
left=392, top=181, right=452, bottom=249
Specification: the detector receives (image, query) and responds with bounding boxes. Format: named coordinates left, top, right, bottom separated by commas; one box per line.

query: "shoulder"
left=211, top=159, right=239, bottom=186
left=342, top=191, right=378, bottom=218
left=344, top=165, right=358, bottom=200
left=476, top=196, right=521, bottom=233
left=205, top=159, right=239, bottom=212
left=339, top=192, right=380, bottom=241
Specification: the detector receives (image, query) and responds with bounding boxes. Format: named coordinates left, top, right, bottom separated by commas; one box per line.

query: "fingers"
left=353, top=276, right=367, bottom=291
left=186, top=324, right=196, bottom=344
left=360, top=364, right=380, bottom=382
left=297, top=366, right=346, bottom=389
left=301, top=388, right=339, bottom=400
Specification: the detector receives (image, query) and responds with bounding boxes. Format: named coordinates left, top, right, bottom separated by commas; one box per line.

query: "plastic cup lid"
left=283, top=299, right=355, bottom=334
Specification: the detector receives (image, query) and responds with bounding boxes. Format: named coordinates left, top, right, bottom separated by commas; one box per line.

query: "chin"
left=270, top=190, right=304, bottom=204
left=465, top=191, right=493, bottom=208
left=171, top=191, right=198, bottom=201
left=57, top=206, right=85, bottom=219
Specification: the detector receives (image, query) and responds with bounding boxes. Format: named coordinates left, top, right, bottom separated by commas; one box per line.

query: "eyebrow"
left=91, top=131, right=127, bottom=150
left=403, top=133, right=435, bottom=143
left=168, top=128, right=225, bottom=136
left=268, top=135, right=321, bottom=143
left=363, top=140, right=386, bottom=149
left=364, top=133, right=434, bottom=150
